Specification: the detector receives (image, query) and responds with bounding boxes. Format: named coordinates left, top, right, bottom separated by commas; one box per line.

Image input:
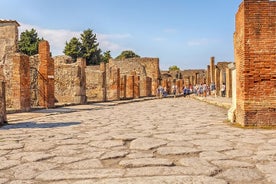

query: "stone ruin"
left=161, top=69, right=206, bottom=94
left=0, top=0, right=275, bottom=128
left=0, top=19, right=161, bottom=126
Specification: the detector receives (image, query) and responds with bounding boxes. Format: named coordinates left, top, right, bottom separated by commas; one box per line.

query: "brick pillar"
left=100, top=62, right=107, bottom=102
left=176, top=80, right=181, bottom=94
left=126, top=75, right=134, bottom=99
left=0, top=66, right=7, bottom=125
left=12, top=54, right=31, bottom=111
left=75, top=58, right=87, bottom=104
left=210, top=57, right=215, bottom=83
left=146, top=77, right=152, bottom=96
left=215, top=67, right=220, bottom=96
left=152, top=79, right=158, bottom=96
left=179, top=79, right=183, bottom=93
left=235, top=0, right=276, bottom=126
left=207, top=65, right=211, bottom=85
left=107, top=68, right=120, bottom=101
left=134, top=75, right=140, bottom=99
left=38, top=41, right=55, bottom=108
left=226, top=67, right=232, bottom=98
left=120, top=75, right=127, bottom=99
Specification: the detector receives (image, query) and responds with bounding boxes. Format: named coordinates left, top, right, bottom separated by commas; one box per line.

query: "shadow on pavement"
left=0, top=122, right=81, bottom=130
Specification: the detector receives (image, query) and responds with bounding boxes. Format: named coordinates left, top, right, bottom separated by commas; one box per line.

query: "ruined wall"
left=110, top=58, right=160, bottom=96
left=0, top=20, right=19, bottom=61
left=54, top=58, right=86, bottom=104
left=235, top=0, right=276, bottom=126
left=86, top=65, right=105, bottom=102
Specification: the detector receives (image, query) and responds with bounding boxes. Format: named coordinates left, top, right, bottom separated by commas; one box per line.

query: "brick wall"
left=0, top=20, right=19, bottom=61
left=235, top=0, right=276, bottom=126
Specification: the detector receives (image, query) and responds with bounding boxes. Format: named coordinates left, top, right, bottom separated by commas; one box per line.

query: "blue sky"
left=1, top=0, right=242, bottom=70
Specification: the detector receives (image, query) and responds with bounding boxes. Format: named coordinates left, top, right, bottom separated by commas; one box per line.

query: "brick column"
left=134, top=75, right=140, bottom=99
left=207, top=65, right=211, bottom=85
left=0, top=66, right=7, bottom=125
left=146, top=77, right=152, bottom=96
left=75, top=58, right=87, bottom=104
left=126, top=75, right=134, bottom=99
left=38, top=41, right=55, bottom=108
left=100, top=62, right=107, bottom=102
left=12, top=54, right=31, bottom=111
left=120, top=75, right=127, bottom=99
left=210, top=57, right=215, bottom=83
left=226, top=67, right=232, bottom=98
left=107, top=68, right=120, bottom=101
left=215, top=67, right=220, bottom=96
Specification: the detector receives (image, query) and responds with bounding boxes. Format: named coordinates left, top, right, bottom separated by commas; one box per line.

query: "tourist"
left=221, top=83, right=226, bottom=97
left=172, top=84, right=177, bottom=98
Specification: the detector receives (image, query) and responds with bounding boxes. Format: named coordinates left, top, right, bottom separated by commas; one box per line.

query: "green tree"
left=18, top=28, right=41, bottom=56
left=169, top=65, right=180, bottom=71
left=101, top=50, right=112, bottom=63
left=80, top=29, right=101, bottom=65
left=63, top=37, right=81, bottom=61
left=115, top=50, right=140, bottom=60
left=63, top=29, right=102, bottom=65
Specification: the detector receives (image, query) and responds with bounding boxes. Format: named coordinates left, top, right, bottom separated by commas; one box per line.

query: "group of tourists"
left=156, top=82, right=226, bottom=98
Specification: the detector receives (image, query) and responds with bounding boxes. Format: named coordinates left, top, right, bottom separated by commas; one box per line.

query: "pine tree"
left=18, top=28, right=41, bottom=56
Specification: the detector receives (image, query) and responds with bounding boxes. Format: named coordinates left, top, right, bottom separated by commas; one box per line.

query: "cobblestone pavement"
left=0, top=98, right=275, bottom=184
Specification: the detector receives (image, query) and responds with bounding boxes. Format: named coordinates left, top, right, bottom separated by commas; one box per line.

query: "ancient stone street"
left=0, top=98, right=275, bottom=184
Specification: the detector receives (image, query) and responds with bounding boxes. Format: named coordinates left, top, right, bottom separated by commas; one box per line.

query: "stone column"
left=210, top=57, right=215, bottom=83
left=107, top=68, right=120, bottom=101
left=228, top=63, right=236, bottom=123
left=215, top=67, right=220, bottom=96
left=134, top=75, right=140, bottom=99
left=126, top=75, right=134, bottom=99
left=207, top=65, right=211, bottom=85
left=146, top=77, right=152, bottom=97
left=38, top=41, right=55, bottom=108
left=226, top=67, right=232, bottom=98
left=100, top=62, right=107, bottom=102
left=0, top=66, right=7, bottom=125
left=12, top=54, right=31, bottom=111
left=120, top=75, right=127, bottom=99
left=75, top=58, right=87, bottom=104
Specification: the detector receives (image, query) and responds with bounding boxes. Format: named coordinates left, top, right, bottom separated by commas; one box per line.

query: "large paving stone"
left=216, top=168, right=263, bottom=182
left=211, top=160, right=254, bottom=168
left=119, top=158, right=173, bottom=168
left=157, top=147, right=201, bottom=155
left=178, top=157, right=220, bottom=176
left=0, top=142, right=24, bottom=150
left=63, top=159, right=103, bottom=169
left=36, top=169, right=125, bottom=181
left=129, top=137, right=167, bottom=150
left=100, top=150, right=129, bottom=160
left=257, top=162, right=276, bottom=183
left=0, top=160, right=20, bottom=170
left=11, top=162, right=57, bottom=180
left=24, top=142, right=56, bottom=151
left=71, top=176, right=227, bottom=184
left=89, top=140, right=124, bottom=148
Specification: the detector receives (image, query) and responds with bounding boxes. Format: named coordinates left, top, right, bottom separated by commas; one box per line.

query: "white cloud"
left=187, top=38, right=217, bottom=46
left=19, top=23, right=131, bottom=56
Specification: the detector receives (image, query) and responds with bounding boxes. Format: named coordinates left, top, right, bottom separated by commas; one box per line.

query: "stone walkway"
left=0, top=97, right=275, bottom=184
